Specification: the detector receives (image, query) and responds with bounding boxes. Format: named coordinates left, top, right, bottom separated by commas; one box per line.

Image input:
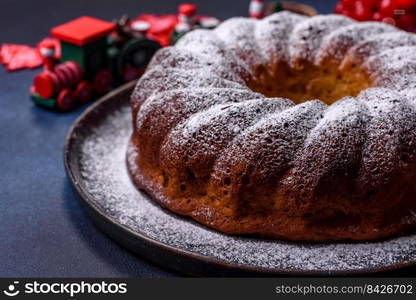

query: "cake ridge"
left=283, top=97, right=369, bottom=205
left=134, top=87, right=262, bottom=171
left=131, top=66, right=247, bottom=115
left=146, top=47, right=247, bottom=84
left=367, top=46, right=416, bottom=90
left=135, top=87, right=259, bottom=133
left=341, top=31, right=416, bottom=71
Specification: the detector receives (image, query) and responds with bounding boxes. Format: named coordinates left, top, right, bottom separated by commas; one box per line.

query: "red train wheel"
left=56, top=89, right=75, bottom=111
left=92, top=69, right=112, bottom=95
left=74, top=81, right=92, bottom=104
left=33, top=72, right=54, bottom=98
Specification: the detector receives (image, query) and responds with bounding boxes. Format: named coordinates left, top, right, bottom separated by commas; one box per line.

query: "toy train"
left=30, top=16, right=161, bottom=111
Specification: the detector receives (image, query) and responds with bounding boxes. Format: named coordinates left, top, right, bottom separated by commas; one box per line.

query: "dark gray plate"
left=64, top=81, right=416, bottom=276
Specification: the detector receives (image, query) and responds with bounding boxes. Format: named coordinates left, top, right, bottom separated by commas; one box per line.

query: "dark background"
left=1, top=0, right=351, bottom=277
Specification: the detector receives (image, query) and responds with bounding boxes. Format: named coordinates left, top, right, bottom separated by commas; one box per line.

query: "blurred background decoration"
left=334, top=0, right=416, bottom=32
left=0, top=1, right=318, bottom=112
left=1, top=0, right=414, bottom=112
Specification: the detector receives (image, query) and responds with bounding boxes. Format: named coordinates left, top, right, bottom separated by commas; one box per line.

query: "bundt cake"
left=127, top=12, right=416, bottom=241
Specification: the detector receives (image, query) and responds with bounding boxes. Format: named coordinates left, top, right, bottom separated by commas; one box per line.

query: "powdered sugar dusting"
left=214, top=17, right=267, bottom=70
left=316, top=22, right=395, bottom=64
left=76, top=103, right=416, bottom=273
left=212, top=100, right=326, bottom=182
left=342, top=31, right=416, bottom=68
left=363, top=46, right=416, bottom=90
left=161, top=97, right=292, bottom=162
left=147, top=46, right=248, bottom=84
left=356, top=88, right=416, bottom=187
left=255, top=11, right=306, bottom=64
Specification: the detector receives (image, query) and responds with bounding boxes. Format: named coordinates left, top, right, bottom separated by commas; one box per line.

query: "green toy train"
left=30, top=16, right=160, bottom=111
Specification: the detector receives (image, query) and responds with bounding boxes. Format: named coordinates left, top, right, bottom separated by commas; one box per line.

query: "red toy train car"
left=30, top=16, right=161, bottom=111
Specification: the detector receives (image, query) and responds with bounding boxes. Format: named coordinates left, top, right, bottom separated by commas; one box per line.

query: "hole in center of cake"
left=247, top=62, right=372, bottom=105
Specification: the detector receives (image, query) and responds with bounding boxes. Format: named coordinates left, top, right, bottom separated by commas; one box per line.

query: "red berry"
left=397, top=13, right=416, bottom=30
left=335, top=2, right=344, bottom=13
left=373, top=12, right=382, bottom=21
left=379, top=0, right=396, bottom=17
left=355, top=0, right=374, bottom=20
left=335, top=0, right=359, bottom=19
left=341, top=0, right=357, bottom=10
left=395, top=0, right=414, bottom=10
